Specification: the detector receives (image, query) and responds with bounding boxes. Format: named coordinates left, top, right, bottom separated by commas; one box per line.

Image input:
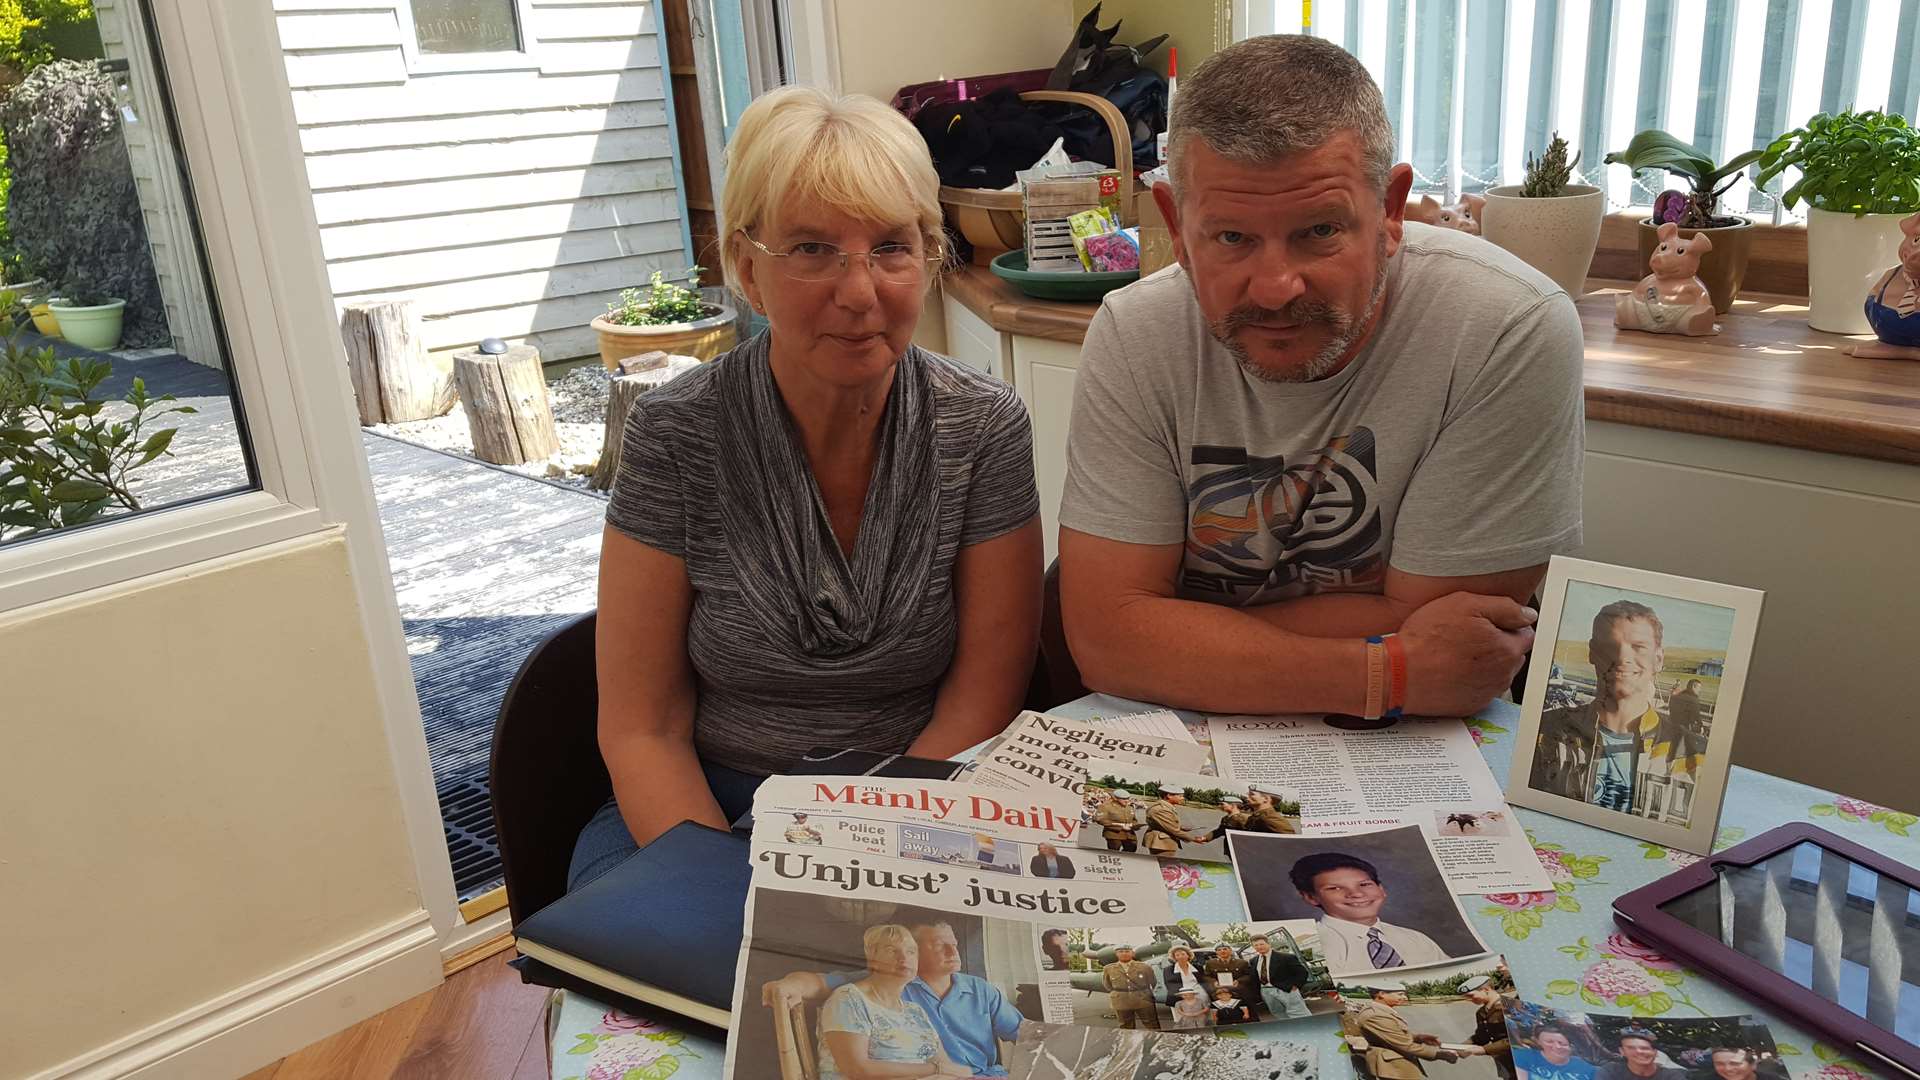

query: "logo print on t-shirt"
left=1182, top=428, right=1384, bottom=603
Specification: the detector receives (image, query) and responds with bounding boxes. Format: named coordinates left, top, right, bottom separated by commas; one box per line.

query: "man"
left=783, top=812, right=822, bottom=845
left=760, top=921, right=1025, bottom=1075
left=1057, top=34, right=1582, bottom=719
left=1291, top=852, right=1447, bottom=972
left=1343, top=989, right=1460, bottom=1079
left=1247, top=934, right=1313, bottom=1019
left=1030, top=842, right=1077, bottom=878
left=1531, top=602, right=1705, bottom=815
left=1595, top=1029, right=1689, bottom=1080
left=1460, top=975, right=1515, bottom=1080
left=1242, top=786, right=1299, bottom=834
left=1708, top=1047, right=1787, bottom=1080
left=1102, top=944, right=1161, bottom=1029
left=1094, top=789, right=1143, bottom=852
left=1667, top=679, right=1705, bottom=735
left=1514, top=1025, right=1597, bottom=1080
left=1205, top=793, right=1251, bottom=841
left=1144, top=786, right=1205, bottom=854
left=1203, top=942, right=1260, bottom=1017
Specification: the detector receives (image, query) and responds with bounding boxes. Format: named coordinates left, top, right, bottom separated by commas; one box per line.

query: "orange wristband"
left=1363, top=639, right=1386, bottom=719
left=1384, top=633, right=1408, bottom=717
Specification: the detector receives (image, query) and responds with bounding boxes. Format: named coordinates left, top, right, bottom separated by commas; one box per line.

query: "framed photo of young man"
left=1506, top=557, right=1764, bottom=855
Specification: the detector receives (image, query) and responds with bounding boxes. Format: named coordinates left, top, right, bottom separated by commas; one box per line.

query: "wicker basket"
left=940, top=90, right=1136, bottom=266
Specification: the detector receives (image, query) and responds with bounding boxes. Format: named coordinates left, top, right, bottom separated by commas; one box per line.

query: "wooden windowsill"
left=942, top=264, right=1920, bottom=466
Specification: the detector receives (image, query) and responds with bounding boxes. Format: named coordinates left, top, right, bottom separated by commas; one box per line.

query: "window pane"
left=412, top=0, right=523, bottom=55
left=1, top=1, right=256, bottom=548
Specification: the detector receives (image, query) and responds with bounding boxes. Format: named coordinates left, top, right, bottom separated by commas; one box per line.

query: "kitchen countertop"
left=943, top=263, right=1920, bottom=466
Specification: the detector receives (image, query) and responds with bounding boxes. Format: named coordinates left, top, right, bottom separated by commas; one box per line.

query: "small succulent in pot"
left=1605, top=129, right=1764, bottom=228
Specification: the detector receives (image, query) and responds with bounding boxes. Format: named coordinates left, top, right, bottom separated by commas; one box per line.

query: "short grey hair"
left=1169, top=35, right=1394, bottom=197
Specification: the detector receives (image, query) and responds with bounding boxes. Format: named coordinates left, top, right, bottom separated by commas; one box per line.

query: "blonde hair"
left=863, top=923, right=917, bottom=964
left=720, top=86, right=943, bottom=296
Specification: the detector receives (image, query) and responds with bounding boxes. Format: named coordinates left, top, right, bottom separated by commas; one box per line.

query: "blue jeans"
left=566, top=759, right=767, bottom=892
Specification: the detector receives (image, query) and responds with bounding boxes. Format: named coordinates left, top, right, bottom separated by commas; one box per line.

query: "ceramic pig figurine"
left=1615, top=222, right=1717, bottom=336
left=1413, top=194, right=1485, bottom=234
left=1851, top=211, right=1920, bottom=360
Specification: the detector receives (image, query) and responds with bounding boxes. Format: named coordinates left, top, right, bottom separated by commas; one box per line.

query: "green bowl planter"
left=989, top=250, right=1138, bottom=301
left=47, top=298, right=126, bottom=351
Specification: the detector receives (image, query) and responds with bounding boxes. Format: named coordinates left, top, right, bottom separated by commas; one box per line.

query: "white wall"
left=273, top=0, right=688, bottom=363
left=826, top=0, right=1074, bottom=101
left=1, top=534, right=440, bottom=1078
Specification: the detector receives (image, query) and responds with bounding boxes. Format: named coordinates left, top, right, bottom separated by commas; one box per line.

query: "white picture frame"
left=1506, top=556, right=1764, bottom=855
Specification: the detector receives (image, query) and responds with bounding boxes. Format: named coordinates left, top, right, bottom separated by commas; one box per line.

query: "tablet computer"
left=1613, top=822, right=1920, bottom=1080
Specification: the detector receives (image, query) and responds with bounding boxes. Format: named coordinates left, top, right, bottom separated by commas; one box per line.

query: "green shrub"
left=0, top=58, right=165, bottom=347
left=0, top=291, right=190, bottom=540
left=604, top=268, right=713, bottom=326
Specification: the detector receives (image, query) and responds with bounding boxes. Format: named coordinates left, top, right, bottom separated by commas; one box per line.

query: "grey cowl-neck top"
left=605, top=331, right=1038, bottom=776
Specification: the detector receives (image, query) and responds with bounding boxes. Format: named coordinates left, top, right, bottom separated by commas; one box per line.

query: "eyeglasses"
left=740, top=231, right=939, bottom=285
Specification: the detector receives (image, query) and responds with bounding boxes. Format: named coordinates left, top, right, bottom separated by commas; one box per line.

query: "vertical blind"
left=1233, top=0, right=1920, bottom=219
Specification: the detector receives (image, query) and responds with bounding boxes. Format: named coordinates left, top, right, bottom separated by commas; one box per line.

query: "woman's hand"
left=597, top=525, right=727, bottom=846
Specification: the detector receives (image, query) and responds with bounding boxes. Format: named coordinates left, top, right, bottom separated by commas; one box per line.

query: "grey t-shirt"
left=1059, top=222, right=1583, bottom=605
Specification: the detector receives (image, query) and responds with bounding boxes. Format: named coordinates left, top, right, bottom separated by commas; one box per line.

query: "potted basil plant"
left=1605, top=130, right=1766, bottom=313
left=1754, top=110, right=1920, bottom=334
left=589, top=268, right=737, bottom=371
left=1481, top=133, right=1606, bottom=298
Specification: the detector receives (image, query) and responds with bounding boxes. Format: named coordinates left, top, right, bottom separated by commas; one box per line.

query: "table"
left=543, top=698, right=1917, bottom=1080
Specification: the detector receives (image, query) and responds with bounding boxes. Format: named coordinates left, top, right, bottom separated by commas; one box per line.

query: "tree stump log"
left=591, top=355, right=699, bottom=491
left=340, top=299, right=453, bottom=424
left=452, top=344, right=559, bottom=465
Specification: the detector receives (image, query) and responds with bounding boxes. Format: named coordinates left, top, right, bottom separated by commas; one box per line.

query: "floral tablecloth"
left=544, top=697, right=1917, bottom=1080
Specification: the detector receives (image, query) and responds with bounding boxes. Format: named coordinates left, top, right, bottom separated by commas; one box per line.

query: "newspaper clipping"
left=727, top=777, right=1178, bottom=1080
left=1205, top=715, right=1547, bottom=894
left=968, top=710, right=1211, bottom=799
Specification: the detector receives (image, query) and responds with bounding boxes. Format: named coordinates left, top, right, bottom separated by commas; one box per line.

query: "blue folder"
left=511, top=821, right=749, bottom=1028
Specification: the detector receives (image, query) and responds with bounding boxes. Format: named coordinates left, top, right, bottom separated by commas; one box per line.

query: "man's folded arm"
left=1059, top=526, right=1370, bottom=716
left=1059, top=529, right=1538, bottom=717
left=1241, top=563, right=1546, bottom=638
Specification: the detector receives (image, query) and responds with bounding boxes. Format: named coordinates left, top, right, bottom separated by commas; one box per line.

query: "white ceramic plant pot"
left=1480, top=184, right=1607, bottom=299
left=1805, top=207, right=1909, bottom=334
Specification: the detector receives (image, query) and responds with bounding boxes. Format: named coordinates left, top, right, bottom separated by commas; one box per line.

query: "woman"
left=817, top=924, right=967, bottom=1080
left=571, top=87, right=1042, bottom=887
left=1040, top=929, right=1070, bottom=972
left=1163, top=945, right=1207, bottom=1000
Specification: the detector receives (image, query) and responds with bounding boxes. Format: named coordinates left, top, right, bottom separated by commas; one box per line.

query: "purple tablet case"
left=1613, top=822, right=1920, bottom=1080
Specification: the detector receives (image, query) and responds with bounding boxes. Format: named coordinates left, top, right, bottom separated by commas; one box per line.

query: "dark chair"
left=1027, top=559, right=1086, bottom=710
left=489, top=611, right=607, bottom=927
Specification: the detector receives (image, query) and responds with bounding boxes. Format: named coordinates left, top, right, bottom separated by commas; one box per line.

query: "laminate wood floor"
left=241, top=952, right=551, bottom=1080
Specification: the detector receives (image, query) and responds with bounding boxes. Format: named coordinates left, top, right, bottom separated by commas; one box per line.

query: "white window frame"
left=0, top=0, right=464, bottom=942
left=396, top=0, right=542, bottom=75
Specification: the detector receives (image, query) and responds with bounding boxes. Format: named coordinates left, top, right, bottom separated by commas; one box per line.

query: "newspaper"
left=966, top=709, right=1211, bottom=800
left=1206, top=714, right=1546, bottom=895
left=725, top=776, right=1177, bottom=1080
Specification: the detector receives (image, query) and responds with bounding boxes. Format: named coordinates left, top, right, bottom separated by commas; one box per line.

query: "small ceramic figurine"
left=1615, top=222, right=1718, bottom=336
left=1413, top=193, right=1485, bottom=234
left=1851, top=211, right=1920, bottom=360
